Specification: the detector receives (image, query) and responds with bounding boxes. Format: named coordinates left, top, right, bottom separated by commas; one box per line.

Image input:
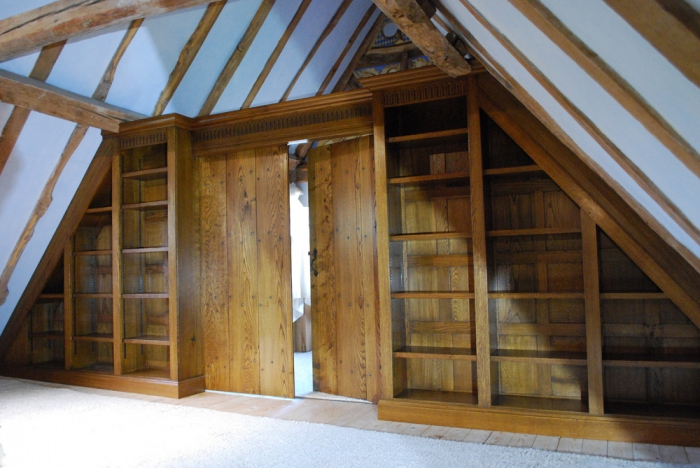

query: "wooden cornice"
left=372, top=0, right=471, bottom=77
left=0, top=0, right=218, bottom=63
left=0, top=70, right=146, bottom=132
left=193, top=89, right=374, bottom=156
left=359, top=61, right=484, bottom=91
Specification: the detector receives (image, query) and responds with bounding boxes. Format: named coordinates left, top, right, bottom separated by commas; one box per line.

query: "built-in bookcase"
left=1, top=118, right=203, bottom=397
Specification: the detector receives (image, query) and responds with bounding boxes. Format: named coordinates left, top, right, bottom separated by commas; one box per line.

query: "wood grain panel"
left=357, top=136, right=380, bottom=403
left=227, top=149, right=260, bottom=395
left=200, top=154, right=228, bottom=390
left=255, top=146, right=293, bottom=398
left=309, top=145, right=338, bottom=395
left=332, top=139, right=367, bottom=400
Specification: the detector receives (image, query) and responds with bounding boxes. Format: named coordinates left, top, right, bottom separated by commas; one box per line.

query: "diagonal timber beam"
left=317, top=5, right=378, bottom=97
left=153, top=1, right=226, bottom=116
left=0, top=0, right=219, bottom=63
left=372, top=0, right=470, bottom=77
left=451, top=0, right=700, bottom=269
left=0, top=41, right=65, bottom=177
left=0, top=69, right=146, bottom=132
left=510, top=0, right=700, bottom=181
left=0, top=20, right=143, bottom=306
left=295, top=9, right=383, bottom=159
left=0, top=139, right=114, bottom=360
left=241, top=0, right=313, bottom=109
left=604, top=0, right=700, bottom=91
left=433, top=1, right=700, bottom=276
left=280, top=0, right=354, bottom=102
left=477, top=78, right=700, bottom=331
left=198, top=0, right=275, bottom=116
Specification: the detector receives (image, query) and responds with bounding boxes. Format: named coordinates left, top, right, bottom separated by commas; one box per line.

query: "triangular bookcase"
left=0, top=119, right=203, bottom=398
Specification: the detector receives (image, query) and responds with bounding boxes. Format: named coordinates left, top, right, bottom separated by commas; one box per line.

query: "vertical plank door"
left=308, top=136, right=380, bottom=402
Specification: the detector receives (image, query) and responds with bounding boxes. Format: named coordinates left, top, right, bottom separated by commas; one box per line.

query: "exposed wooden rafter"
left=477, top=76, right=700, bottom=330
left=295, top=9, right=384, bottom=159
left=198, top=0, right=275, bottom=116
left=0, top=70, right=145, bottom=132
left=241, top=0, right=313, bottom=109
left=0, top=0, right=218, bottom=63
left=371, top=0, right=470, bottom=77
left=153, top=1, right=227, bottom=116
left=510, top=0, right=700, bottom=180
left=604, top=0, right=700, bottom=91
left=357, top=43, right=423, bottom=68
left=0, top=41, right=65, bottom=177
left=280, top=0, right=354, bottom=102
left=449, top=0, right=700, bottom=270
left=436, top=7, right=700, bottom=322
left=0, top=20, right=143, bottom=306
left=317, top=5, right=378, bottom=97
left=0, top=140, right=114, bottom=359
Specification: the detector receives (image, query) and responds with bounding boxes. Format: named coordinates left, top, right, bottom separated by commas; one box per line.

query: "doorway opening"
left=290, top=155, right=312, bottom=398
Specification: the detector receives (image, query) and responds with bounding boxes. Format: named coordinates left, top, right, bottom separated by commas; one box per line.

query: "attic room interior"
left=0, top=0, right=699, bottom=466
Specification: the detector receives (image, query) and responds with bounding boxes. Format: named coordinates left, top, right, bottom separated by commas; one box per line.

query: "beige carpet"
left=0, top=378, right=675, bottom=468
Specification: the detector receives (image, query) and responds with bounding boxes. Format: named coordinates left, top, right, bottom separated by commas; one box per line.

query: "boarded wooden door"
left=200, top=146, right=294, bottom=398
left=308, top=136, right=381, bottom=402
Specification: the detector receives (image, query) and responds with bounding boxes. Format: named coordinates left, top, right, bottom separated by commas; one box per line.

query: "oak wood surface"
left=0, top=0, right=217, bottom=62
left=0, top=69, right=145, bottom=132
left=0, top=41, right=65, bottom=177
left=0, top=140, right=114, bottom=361
left=242, top=0, right=312, bottom=109
left=510, top=0, right=700, bottom=181
left=153, top=1, right=226, bottom=116
left=280, top=0, right=354, bottom=102
left=372, top=0, right=471, bottom=77
left=198, top=0, right=275, bottom=116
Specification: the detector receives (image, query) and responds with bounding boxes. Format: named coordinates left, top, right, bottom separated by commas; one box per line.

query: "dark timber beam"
left=198, top=0, right=275, bottom=116
left=0, top=41, right=65, bottom=177
left=0, top=20, right=143, bottom=307
left=0, top=0, right=218, bottom=62
left=449, top=0, right=700, bottom=273
left=153, top=1, right=226, bottom=116
left=510, top=0, right=700, bottom=185
left=0, top=140, right=115, bottom=360
left=241, top=0, right=313, bottom=109
left=372, top=0, right=470, bottom=77
left=281, top=0, right=354, bottom=102
left=0, top=69, right=146, bottom=132
left=604, top=0, right=700, bottom=91
left=295, top=9, right=383, bottom=159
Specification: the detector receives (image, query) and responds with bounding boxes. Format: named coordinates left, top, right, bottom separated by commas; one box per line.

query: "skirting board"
left=0, top=364, right=205, bottom=399
left=378, top=398, right=700, bottom=447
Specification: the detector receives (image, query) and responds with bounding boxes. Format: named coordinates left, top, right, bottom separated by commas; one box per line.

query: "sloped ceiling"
left=0, top=0, right=699, bottom=335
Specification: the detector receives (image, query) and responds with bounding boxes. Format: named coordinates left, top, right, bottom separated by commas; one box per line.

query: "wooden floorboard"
left=32, top=381, right=699, bottom=464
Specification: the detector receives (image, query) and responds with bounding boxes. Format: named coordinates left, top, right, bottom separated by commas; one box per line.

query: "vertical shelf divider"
left=112, top=143, right=123, bottom=376
left=64, top=243, right=73, bottom=371
left=373, top=91, right=394, bottom=400
left=582, top=211, right=604, bottom=414
left=468, top=75, right=492, bottom=407
left=167, top=127, right=179, bottom=382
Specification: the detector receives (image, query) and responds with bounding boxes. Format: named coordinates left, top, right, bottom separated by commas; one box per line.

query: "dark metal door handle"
left=310, top=248, right=319, bottom=277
